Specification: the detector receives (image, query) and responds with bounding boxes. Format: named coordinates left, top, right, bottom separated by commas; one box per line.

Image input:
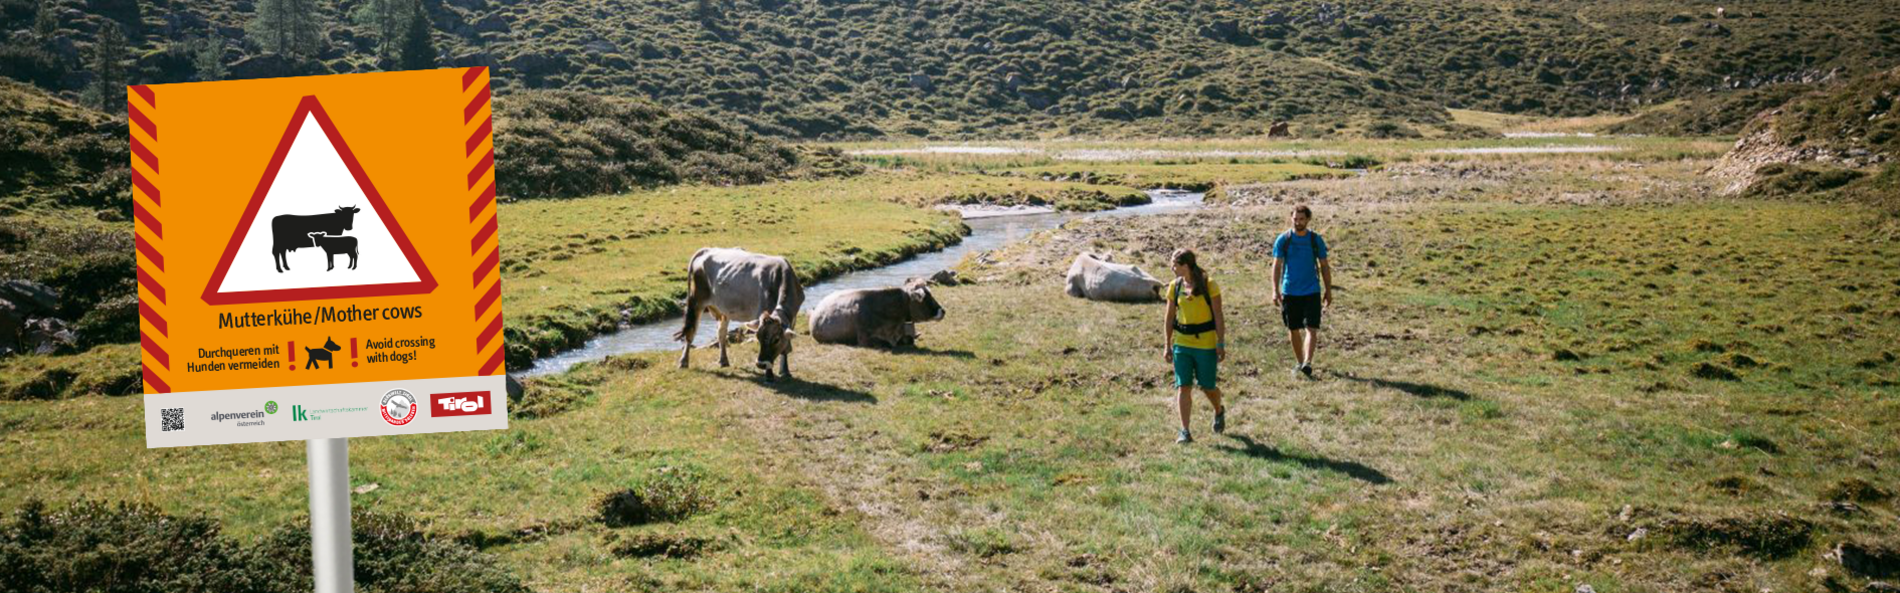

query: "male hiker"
left=1271, top=204, right=1332, bottom=379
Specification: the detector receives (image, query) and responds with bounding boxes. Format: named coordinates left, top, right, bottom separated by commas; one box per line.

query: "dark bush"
left=1747, top=164, right=1865, bottom=198
left=492, top=91, right=800, bottom=200
left=1653, top=512, right=1812, bottom=559
left=40, top=251, right=136, bottom=321
left=75, top=293, right=139, bottom=346
left=597, top=465, right=715, bottom=527
left=0, top=500, right=529, bottom=593
left=0, top=499, right=270, bottom=592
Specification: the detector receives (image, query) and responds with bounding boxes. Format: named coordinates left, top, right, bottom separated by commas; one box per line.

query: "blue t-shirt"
left=1272, top=230, right=1328, bottom=296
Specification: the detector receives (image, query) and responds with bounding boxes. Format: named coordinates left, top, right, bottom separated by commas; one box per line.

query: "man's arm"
left=1319, top=258, right=1334, bottom=307
left=1270, top=258, right=1285, bottom=305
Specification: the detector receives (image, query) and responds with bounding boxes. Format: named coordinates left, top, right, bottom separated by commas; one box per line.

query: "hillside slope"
left=1710, top=67, right=1897, bottom=194
left=4, top=0, right=1897, bottom=138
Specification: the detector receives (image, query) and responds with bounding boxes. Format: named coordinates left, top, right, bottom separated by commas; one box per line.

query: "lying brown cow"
left=808, top=278, right=944, bottom=348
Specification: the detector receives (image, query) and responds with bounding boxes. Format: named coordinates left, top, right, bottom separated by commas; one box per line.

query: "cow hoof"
left=718, top=359, right=730, bottom=368
left=676, top=359, right=689, bottom=369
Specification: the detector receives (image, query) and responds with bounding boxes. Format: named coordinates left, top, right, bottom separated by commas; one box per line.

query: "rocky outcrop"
left=1710, top=109, right=1889, bottom=195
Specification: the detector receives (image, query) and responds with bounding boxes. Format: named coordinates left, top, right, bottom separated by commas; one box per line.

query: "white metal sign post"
left=309, top=438, right=353, bottom=593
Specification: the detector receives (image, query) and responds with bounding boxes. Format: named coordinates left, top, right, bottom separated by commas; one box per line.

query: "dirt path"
left=711, top=375, right=985, bottom=590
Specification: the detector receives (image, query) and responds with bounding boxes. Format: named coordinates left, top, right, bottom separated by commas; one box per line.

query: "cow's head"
left=335, top=206, right=361, bottom=231
left=753, top=311, right=792, bottom=371
left=903, top=277, right=945, bottom=322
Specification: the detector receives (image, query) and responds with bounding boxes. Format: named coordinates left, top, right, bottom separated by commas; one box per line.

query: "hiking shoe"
left=1176, top=429, right=1193, bottom=444
left=1300, top=364, right=1315, bottom=380
left=1212, top=410, right=1226, bottom=434
left=1292, top=365, right=1304, bottom=380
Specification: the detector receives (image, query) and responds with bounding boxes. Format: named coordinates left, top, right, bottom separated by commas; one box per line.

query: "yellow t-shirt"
left=1169, top=278, right=1221, bottom=350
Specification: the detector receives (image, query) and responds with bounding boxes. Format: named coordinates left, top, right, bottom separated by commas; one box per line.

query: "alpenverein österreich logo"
left=380, top=389, right=417, bottom=426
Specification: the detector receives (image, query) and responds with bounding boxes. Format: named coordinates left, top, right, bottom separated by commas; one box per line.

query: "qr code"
left=161, top=408, right=184, bottom=432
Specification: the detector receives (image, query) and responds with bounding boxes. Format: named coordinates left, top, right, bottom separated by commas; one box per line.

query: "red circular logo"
left=381, top=389, right=417, bottom=426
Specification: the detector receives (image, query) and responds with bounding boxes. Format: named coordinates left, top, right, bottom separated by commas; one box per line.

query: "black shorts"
left=1281, top=293, right=1322, bottom=330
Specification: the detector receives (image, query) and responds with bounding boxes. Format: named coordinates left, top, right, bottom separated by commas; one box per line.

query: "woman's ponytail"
left=1171, top=248, right=1208, bottom=299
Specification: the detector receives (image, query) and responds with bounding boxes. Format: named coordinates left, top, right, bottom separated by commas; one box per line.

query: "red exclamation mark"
left=351, top=337, right=359, bottom=368
left=288, top=341, right=296, bottom=371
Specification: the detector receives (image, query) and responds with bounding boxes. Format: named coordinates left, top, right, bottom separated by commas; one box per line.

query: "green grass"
left=0, top=344, right=140, bottom=401
left=7, top=162, right=1898, bottom=589
left=6, top=140, right=1899, bottom=591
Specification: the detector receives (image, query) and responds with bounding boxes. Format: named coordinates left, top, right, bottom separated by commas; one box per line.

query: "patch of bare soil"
left=1215, top=160, right=1714, bottom=207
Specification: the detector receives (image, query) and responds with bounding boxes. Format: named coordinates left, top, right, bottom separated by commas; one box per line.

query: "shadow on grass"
left=1332, top=371, right=1473, bottom=401
left=1216, top=435, right=1392, bottom=485
left=752, top=375, right=879, bottom=404
left=898, top=346, right=976, bottom=359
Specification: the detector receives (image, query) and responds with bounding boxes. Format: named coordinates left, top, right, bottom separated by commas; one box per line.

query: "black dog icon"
left=305, top=337, right=342, bottom=370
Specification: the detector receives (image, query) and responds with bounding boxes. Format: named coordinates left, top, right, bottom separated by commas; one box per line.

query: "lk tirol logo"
left=430, top=391, right=492, bottom=418
left=291, top=404, right=371, bottom=422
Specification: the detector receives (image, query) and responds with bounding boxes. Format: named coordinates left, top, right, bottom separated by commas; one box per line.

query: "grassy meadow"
left=4, top=140, right=1899, bottom=592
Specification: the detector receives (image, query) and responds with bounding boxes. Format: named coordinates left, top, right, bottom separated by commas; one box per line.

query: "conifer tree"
left=398, top=1, right=436, bottom=71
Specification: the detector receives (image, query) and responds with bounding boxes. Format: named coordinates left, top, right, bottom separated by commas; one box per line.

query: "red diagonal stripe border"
left=143, top=365, right=171, bottom=393
left=139, top=300, right=168, bottom=336
left=135, top=234, right=164, bottom=271
left=469, top=181, right=495, bottom=222
left=475, top=314, right=503, bottom=353
left=131, top=136, right=159, bottom=173
left=466, top=116, right=492, bottom=156
left=128, top=103, right=156, bottom=139
left=472, top=248, right=498, bottom=288
left=133, top=200, right=162, bottom=238
left=462, top=66, right=486, bottom=91
left=479, top=347, right=506, bottom=376
left=471, top=215, right=497, bottom=255
left=132, top=85, right=155, bottom=107
left=467, top=149, right=494, bottom=189
left=464, top=86, right=490, bottom=123
left=141, top=333, right=170, bottom=369
left=137, top=267, right=166, bottom=303
left=132, top=169, right=161, bottom=205
left=474, top=280, right=501, bottom=320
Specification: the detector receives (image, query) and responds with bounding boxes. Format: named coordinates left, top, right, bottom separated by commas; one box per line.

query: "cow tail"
left=677, top=258, right=712, bottom=342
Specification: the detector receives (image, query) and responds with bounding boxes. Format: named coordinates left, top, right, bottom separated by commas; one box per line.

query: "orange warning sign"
left=133, top=69, right=508, bottom=447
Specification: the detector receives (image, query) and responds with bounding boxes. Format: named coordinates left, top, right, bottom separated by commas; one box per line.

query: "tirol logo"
left=381, top=389, right=418, bottom=426
left=430, top=391, right=492, bottom=418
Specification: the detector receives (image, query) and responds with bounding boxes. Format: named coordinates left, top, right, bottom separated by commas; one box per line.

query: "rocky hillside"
left=4, top=0, right=1898, bottom=139
left=0, top=78, right=128, bottom=213
left=1710, top=67, right=1897, bottom=194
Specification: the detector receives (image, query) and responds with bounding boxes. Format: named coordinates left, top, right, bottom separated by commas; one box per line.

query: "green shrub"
left=492, top=91, right=800, bottom=200
left=0, top=499, right=529, bottom=593
left=74, top=294, right=139, bottom=346
left=597, top=465, right=716, bottom=527
left=39, top=251, right=136, bottom=321
left=1744, top=164, right=1865, bottom=198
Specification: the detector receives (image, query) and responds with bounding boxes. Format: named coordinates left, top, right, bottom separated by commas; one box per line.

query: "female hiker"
left=1164, top=248, right=1227, bottom=444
